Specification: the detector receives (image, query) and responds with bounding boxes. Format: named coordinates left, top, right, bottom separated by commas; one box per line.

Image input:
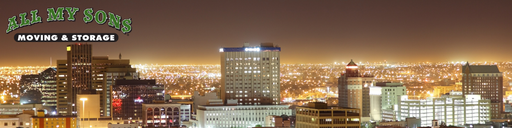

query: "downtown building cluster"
left=365, top=63, right=506, bottom=128
left=1, top=42, right=509, bottom=128
left=12, top=43, right=187, bottom=128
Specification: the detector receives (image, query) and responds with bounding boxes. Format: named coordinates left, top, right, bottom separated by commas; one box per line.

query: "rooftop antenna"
left=119, top=53, right=122, bottom=59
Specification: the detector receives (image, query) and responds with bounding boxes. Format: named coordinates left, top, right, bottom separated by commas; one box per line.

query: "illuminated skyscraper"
left=338, top=59, right=373, bottom=122
left=57, top=43, right=93, bottom=115
left=462, top=62, right=503, bottom=119
left=220, top=43, right=281, bottom=105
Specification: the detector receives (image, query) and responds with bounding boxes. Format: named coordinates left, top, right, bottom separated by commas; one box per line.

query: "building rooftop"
left=347, top=59, right=357, bottom=66
left=114, top=79, right=156, bottom=85
left=463, top=63, right=500, bottom=73
left=307, top=102, right=328, bottom=109
left=375, top=82, right=404, bottom=87
left=32, top=115, right=77, bottom=118
left=221, top=43, right=281, bottom=52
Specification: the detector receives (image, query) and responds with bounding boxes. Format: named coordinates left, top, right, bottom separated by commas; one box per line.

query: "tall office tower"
left=91, top=56, right=137, bottom=117
left=56, top=43, right=93, bottom=115
left=462, top=62, right=503, bottom=119
left=112, top=79, right=164, bottom=120
left=338, top=59, right=374, bottom=122
left=102, top=66, right=138, bottom=117
left=56, top=60, right=69, bottom=115
left=220, top=43, right=281, bottom=105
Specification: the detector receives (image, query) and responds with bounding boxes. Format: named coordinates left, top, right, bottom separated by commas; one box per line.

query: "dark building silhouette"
left=19, top=68, right=57, bottom=111
left=19, top=74, right=39, bottom=93
left=112, top=79, right=164, bottom=120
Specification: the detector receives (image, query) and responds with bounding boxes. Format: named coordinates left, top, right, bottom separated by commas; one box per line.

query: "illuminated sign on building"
left=244, top=47, right=260, bottom=52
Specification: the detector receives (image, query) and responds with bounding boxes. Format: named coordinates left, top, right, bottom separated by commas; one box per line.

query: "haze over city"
left=2, top=0, right=512, bottom=66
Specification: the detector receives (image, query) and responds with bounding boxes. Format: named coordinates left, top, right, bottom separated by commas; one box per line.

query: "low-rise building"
left=195, top=105, right=292, bottom=128
left=108, top=123, right=139, bottom=128
left=32, top=110, right=77, bottom=128
left=264, top=115, right=292, bottom=128
left=296, top=102, right=360, bottom=128
left=369, top=82, right=406, bottom=122
left=0, top=103, right=44, bottom=115
left=399, top=93, right=491, bottom=126
left=377, top=117, right=421, bottom=128
left=142, top=103, right=182, bottom=128
left=0, top=113, right=32, bottom=128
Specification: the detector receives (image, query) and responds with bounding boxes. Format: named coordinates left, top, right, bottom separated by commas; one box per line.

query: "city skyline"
left=3, top=1, right=512, bottom=128
left=2, top=0, right=512, bottom=66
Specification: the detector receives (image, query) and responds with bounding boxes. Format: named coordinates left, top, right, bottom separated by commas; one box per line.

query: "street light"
left=80, top=98, right=87, bottom=128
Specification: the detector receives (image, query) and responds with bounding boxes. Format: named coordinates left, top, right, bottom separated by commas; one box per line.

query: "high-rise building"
left=56, top=43, right=137, bottom=117
left=56, top=59, right=68, bottom=115
left=112, top=79, right=164, bottom=120
left=462, top=62, right=503, bottom=119
left=56, top=43, right=93, bottom=115
left=338, top=59, right=374, bottom=122
left=369, top=82, right=406, bottom=121
left=220, top=43, right=281, bottom=105
left=91, top=56, right=137, bottom=117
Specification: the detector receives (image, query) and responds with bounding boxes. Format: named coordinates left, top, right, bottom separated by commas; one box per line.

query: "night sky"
left=2, top=0, right=512, bottom=66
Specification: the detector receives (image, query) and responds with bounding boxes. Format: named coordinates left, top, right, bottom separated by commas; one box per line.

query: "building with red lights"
left=112, top=79, right=164, bottom=120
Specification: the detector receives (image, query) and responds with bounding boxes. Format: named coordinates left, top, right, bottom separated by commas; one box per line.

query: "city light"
left=244, top=47, right=260, bottom=52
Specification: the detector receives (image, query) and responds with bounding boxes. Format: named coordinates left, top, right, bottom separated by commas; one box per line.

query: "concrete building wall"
left=399, top=94, right=490, bottom=126
left=77, top=94, right=101, bottom=119
left=370, top=83, right=406, bottom=122
left=196, top=105, right=292, bottom=128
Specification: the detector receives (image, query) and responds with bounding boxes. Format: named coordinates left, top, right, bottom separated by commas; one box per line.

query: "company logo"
left=6, top=7, right=132, bottom=42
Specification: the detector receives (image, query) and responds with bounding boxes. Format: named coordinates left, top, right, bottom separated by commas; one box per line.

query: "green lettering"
left=95, top=10, right=107, bottom=24
left=6, top=16, right=19, bottom=33
left=19, top=13, right=30, bottom=27
left=30, top=10, right=42, bottom=24
left=66, top=7, right=80, bottom=21
left=121, top=19, right=132, bottom=34
left=108, top=12, right=121, bottom=30
left=83, top=8, right=94, bottom=23
left=47, top=7, right=65, bottom=21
